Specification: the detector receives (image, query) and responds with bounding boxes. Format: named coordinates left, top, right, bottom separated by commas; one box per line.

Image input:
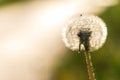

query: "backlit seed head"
left=62, top=14, right=107, bottom=52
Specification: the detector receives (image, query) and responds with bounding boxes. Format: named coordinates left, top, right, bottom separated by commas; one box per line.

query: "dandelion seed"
left=62, top=14, right=107, bottom=52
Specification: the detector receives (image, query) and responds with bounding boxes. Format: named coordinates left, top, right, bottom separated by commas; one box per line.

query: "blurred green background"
left=1, top=0, right=120, bottom=80
left=0, top=0, right=26, bottom=6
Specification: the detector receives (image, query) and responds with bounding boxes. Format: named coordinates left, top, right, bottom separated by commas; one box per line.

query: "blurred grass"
left=52, top=1, right=120, bottom=80
left=0, top=0, right=28, bottom=6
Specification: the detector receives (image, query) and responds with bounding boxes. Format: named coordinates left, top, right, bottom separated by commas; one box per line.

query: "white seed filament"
left=62, top=14, right=107, bottom=52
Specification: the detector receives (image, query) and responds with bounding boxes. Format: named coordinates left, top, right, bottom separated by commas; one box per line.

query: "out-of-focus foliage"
left=0, top=0, right=27, bottom=6
left=52, top=1, right=120, bottom=80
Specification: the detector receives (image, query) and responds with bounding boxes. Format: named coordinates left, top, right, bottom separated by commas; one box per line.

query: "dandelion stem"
left=85, top=51, right=95, bottom=80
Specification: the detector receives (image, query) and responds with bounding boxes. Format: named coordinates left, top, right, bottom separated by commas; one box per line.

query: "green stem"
left=85, top=51, right=95, bottom=80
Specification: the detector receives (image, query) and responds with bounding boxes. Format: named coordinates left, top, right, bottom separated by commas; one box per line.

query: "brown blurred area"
left=0, top=0, right=118, bottom=80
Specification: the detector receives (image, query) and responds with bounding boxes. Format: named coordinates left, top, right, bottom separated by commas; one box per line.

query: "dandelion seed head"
left=62, top=14, right=107, bottom=52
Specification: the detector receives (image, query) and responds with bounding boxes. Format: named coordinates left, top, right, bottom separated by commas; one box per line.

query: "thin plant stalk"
left=85, top=51, right=95, bottom=80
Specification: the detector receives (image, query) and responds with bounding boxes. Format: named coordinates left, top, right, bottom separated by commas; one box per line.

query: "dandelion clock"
left=62, top=14, right=107, bottom=80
